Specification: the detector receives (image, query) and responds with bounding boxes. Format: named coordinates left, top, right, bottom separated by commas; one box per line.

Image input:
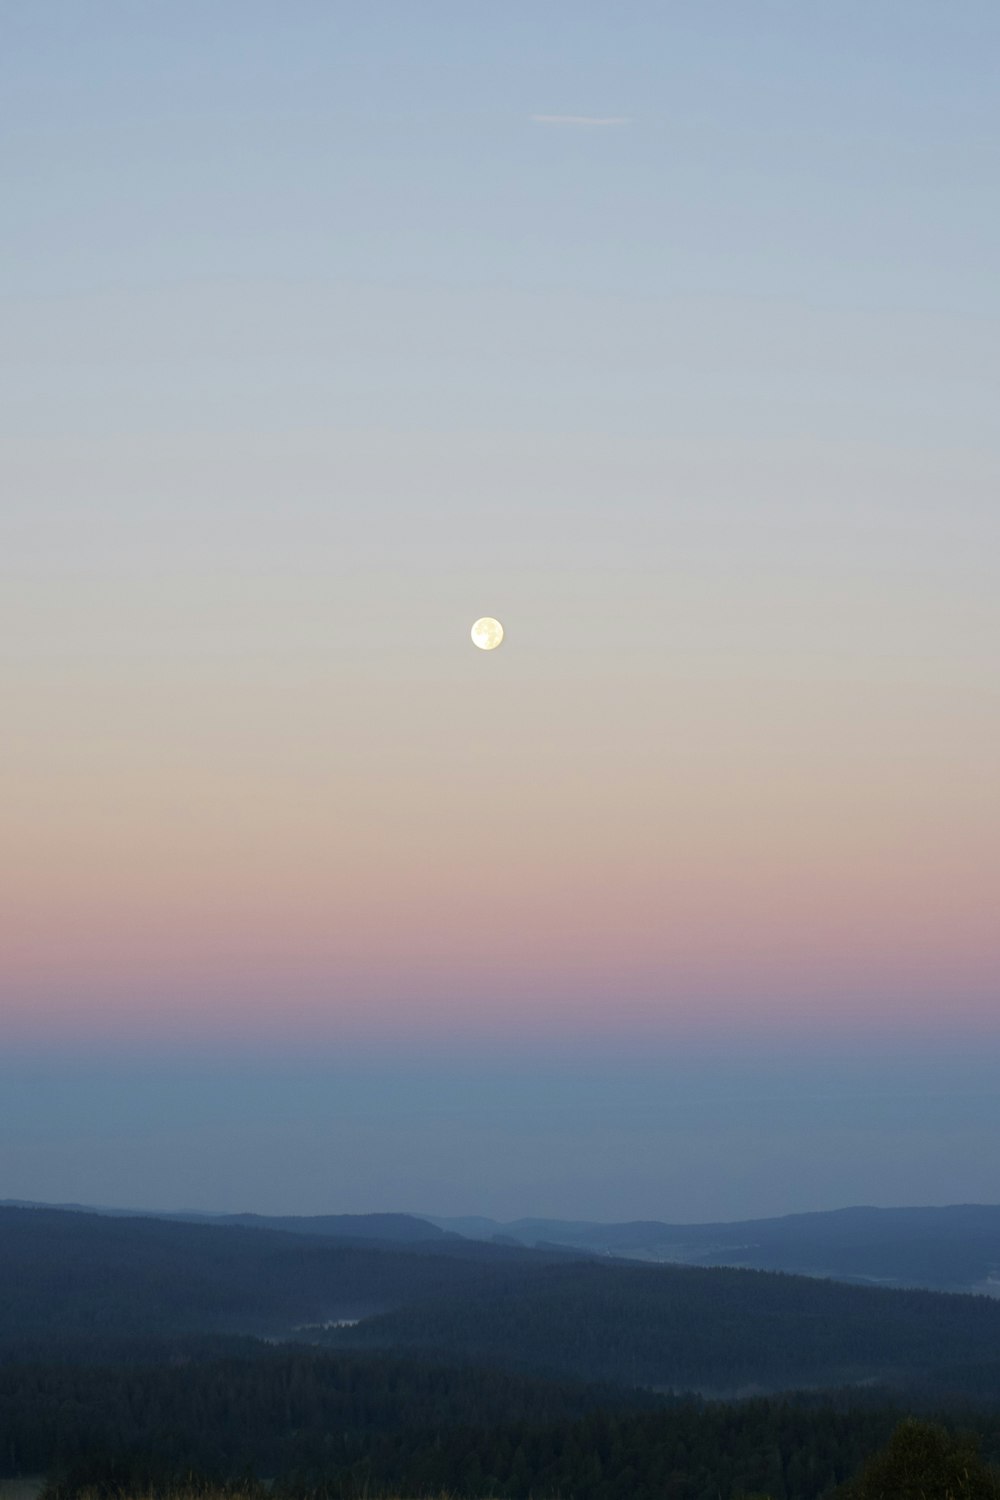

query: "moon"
left=471, top=617, right=504, bottom=650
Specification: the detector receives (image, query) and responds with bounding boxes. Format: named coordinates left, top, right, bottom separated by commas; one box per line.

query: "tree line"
left=7, top=1348, right=1000, bottom=1500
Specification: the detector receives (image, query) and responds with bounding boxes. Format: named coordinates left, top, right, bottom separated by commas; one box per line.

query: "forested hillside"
left=24, top=1358, right=1000, bottom=1500
left=0, top=1206, right=571, bottom=1360
left=7, top=1205, right=1000, bottom=1498
left=7, top=1205, right=1000, bottom=1399
left=207, top=1212, right=452, bottom=1243
left=333, top=1256, right=1000, bottom=1396
left=0, top=1348, right=652, bottom=1478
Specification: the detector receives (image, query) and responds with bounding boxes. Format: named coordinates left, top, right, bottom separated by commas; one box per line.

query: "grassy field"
left=0, top=1481, right=45, bottom=1500
left=0, top=1492, right=435, bottom=1500
left=0, top=1485, right=446, bottom=1500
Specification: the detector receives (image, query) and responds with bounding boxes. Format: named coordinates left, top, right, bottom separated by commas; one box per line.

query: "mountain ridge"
left=427, top=1203, right=1000, bottom=1292
left=7, top=1197, right=1000, bottom=1294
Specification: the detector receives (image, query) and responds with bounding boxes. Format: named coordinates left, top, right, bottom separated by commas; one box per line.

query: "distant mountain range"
left=6, top=1197, right=1000, bottom=1295
left=427, top=1204, right=1000, bottom=1294
left=5, top=1201, right=1000, bottom=1400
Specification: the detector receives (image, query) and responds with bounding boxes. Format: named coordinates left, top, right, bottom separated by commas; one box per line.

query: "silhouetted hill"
left=0, top=1205, right=571, bottom=1361
left=0, top=1201, right=453, bottom=1247
left=430, top=1204, right=1000, bottom=1292
left=15, top=1198, right=1000, bottom=1293
left=196, top=1211, right=454, bottom=1243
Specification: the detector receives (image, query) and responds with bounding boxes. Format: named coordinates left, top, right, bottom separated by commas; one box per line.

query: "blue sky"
left=3, top=2, right=999, bottom=1219
left=5, top=1039, right=1000, bottom=1220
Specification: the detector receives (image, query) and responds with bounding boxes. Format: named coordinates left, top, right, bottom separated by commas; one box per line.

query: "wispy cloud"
left=531, top=114, right=631, bottom=128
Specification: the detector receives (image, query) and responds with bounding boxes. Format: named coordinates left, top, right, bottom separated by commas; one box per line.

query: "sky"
left=2, top=1, right=999, bottom=1221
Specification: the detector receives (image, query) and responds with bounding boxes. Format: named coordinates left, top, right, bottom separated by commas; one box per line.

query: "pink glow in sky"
left=3, top=3, right=999, bottom=1217
left=5, top=580, right=997, bottom=1055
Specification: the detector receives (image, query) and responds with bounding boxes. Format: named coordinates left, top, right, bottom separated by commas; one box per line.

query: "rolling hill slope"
left=431, top=1204, right=1000, bottom=1292
left=331, top=1255, right=1000, bottom=1396
left=7, top=1203, right=1000, bottom=1399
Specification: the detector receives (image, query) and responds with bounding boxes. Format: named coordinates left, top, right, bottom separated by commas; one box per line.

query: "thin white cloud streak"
left=531, top=114, right=631, bottom=127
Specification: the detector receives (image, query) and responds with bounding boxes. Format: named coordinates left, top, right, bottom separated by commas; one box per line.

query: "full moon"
left=471, top=617, right=504, bottom=650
